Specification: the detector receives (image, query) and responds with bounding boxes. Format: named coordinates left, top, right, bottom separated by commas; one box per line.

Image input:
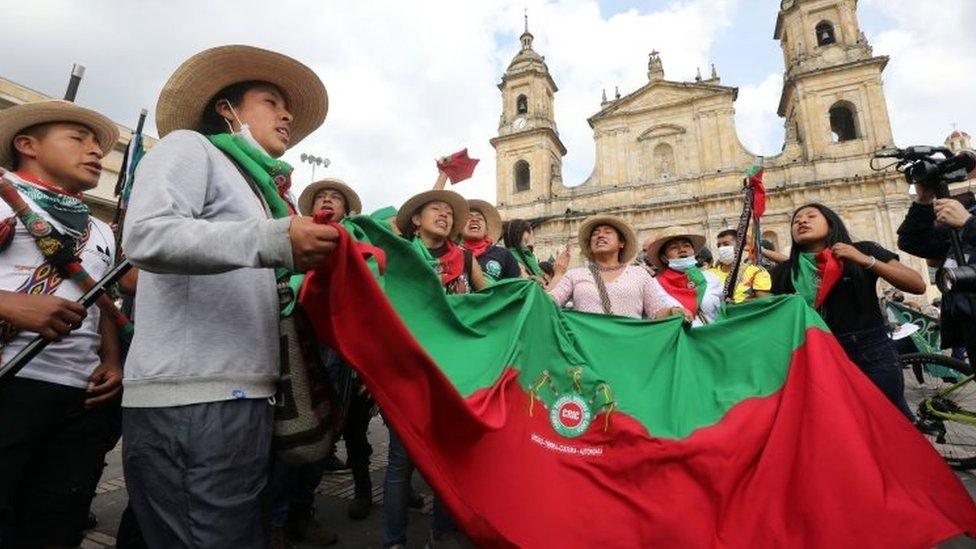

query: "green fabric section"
left=792, top=252, right=818, bottom=307
left=687, top=266, right=707, bottom=310
left=345, top=217, right=828, bottom=439
left=410, top=236, right=442, bottom=273
left=206, top=133, right=293, bottom=219
left=511, top=246, right=542, bottom=277
left=370, top=206, right=398, bottom=221
left=206, top=133, right=302, bottom=316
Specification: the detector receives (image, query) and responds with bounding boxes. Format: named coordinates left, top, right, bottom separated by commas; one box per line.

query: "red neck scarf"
left=657, top=269, right=699, bottom=315
left=461, top=237, right=493, bottom=258
left=413, top=237, right=465, bottom=286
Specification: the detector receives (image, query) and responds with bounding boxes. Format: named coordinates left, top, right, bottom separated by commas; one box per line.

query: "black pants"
left=0, top=377, right=121, bottom=548
left=836, top=327, right=915, bottom=421
left=344, top=390, right=374, bottom=495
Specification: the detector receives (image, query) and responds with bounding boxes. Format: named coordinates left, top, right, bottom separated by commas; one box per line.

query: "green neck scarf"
left=687, top=266, right=707, bottom=310
left=792, top=252, right=819, bottom=308
left=411, top=236, right=441, bottom=273
left=207, top=133, right=300, bottom=316
left=513, top=246, right=543, bottom=277
left=207, top=133, right=293, bottom=219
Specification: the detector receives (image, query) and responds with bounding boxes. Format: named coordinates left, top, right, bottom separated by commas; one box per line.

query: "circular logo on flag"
left=485, top=259, right=502, bottom=278
left=550, top=393, right=592, bottom=439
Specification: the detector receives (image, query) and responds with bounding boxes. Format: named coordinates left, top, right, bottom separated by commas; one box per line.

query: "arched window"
left=762, top=230, right=780, bottom=253
left=514, top=160, right=530, bottom=192
left=829, top=102, right=858, bottom=142
left=654, top=143, right=675, bottom=179
left=816, top=21, right=836, bottom=46
left=516, top=94, right=528, bottom=115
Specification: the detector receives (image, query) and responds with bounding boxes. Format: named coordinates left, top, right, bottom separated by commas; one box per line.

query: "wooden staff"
left=0, top=259, right=132, bottom=384
left=722, top=179, right=755, bottom=302
left=0, top=168, right=133, bottom=337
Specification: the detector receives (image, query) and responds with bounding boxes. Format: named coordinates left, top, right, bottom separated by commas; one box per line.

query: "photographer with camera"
left=894, top=148, right=976, bottom=364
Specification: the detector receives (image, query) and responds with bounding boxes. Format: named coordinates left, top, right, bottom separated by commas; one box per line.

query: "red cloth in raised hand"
left=436, top=149, right=479, bottom=184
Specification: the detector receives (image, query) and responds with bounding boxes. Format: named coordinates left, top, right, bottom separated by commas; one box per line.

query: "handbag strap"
left=588, top=263, right=614, bottom=315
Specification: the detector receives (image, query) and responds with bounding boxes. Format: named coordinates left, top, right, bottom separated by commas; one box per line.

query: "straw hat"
left=298, top=178, right=362, bottom=217
left=465, top=199, right=503, bottom=243
left=578, top=215, right=638, bottom=263
left=0, top=100, right=119, bottom=169
left=645, top=226, right=707, bottom=268
left=396, top=190, right=469, bottom=240
left=156, top=45, right=327, bottom=146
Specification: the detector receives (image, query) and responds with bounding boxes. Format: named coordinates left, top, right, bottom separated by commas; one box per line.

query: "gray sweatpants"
left=122, top=399, right=273, bottom=549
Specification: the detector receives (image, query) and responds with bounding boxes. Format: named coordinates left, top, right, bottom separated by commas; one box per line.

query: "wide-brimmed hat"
left=465, top=199, right=503, bottom=243
left=396, top=190, right=469, bottom=240
left=578, top=215, right=638, bottom=263
left=156, top=45, right=327, bottom=146
left=298, top=178, right=362, bottom=217
left=645, top=226, right=707, bottom=268
left=0, top=100, right=119, bottom=169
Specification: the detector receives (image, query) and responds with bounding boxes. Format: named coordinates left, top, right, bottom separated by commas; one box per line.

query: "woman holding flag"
left=646, top=226, right=724, bottom=326
left=547, top=216, right=679, bottom=319
left=460, top=199, right=521, bottom=284
left=770, top=203, right=925, bottom=419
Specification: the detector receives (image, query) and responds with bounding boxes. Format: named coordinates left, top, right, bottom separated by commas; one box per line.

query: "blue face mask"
left=668, top=256, right=698, bottom=272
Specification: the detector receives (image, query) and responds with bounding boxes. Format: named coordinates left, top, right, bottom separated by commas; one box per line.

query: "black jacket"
left=897, top=201, right=976, bottom=349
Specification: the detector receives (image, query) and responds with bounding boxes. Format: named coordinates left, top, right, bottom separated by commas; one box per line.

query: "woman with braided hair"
left=546, top=216, right=680, bottom=320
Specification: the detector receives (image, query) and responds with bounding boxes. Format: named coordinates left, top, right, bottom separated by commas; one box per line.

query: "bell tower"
left=490, top=16, right=566, bottom=209
left=775, top=0, right=894, bottom=160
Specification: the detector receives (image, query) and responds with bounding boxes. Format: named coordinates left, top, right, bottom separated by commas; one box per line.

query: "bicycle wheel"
left=901, top=352, right=976, bottom=470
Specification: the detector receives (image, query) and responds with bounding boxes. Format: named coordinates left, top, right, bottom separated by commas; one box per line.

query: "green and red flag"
left=300, top=217, right=976, bottom=548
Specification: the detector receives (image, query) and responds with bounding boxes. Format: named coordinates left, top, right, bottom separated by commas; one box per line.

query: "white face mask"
left=717, top=245, right=736, bottom=265
left=223, top=101, right=273, bottom=156
left=668, top=256, right=698, bottom=272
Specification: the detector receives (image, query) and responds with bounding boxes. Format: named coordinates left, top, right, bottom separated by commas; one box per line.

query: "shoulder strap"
left=588, top=263, right=614, bottom=315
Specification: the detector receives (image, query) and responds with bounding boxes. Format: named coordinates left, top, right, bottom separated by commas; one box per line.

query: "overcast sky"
left=2, top=0, right=973, bottom=213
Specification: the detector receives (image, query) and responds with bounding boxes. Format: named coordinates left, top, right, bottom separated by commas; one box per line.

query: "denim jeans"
left=383, top=431, right=454, bottom=546
left=835, top=326, right=915, bottom=421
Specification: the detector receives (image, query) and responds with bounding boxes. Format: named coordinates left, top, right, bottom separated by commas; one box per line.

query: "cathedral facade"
left=490, top=0, right=932, bottom=284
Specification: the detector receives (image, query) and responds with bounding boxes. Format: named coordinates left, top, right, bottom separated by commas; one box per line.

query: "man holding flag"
left=120, top=45, right=337, bottom=547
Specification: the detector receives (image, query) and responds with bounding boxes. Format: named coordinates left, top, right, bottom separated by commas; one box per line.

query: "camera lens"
left=939, top=265, right=976, bottom=294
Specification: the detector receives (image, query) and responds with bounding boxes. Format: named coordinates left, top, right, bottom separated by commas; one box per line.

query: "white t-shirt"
left=0, top=184, right=115, bottom=389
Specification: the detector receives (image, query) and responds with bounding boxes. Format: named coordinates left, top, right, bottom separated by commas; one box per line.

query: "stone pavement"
left=82, top=416, right=976, bottom=548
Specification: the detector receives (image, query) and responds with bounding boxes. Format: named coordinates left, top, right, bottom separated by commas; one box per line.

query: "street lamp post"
left=300, top=153, right=331, bottom=182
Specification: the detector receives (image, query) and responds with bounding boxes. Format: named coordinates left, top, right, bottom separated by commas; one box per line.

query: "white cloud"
left=861, top=0, right=976, bottom=148
left=733, top=72, right=784, bottom=156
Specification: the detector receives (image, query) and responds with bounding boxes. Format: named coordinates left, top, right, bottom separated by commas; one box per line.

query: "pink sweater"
left=547, top=265, right=679, bottom=319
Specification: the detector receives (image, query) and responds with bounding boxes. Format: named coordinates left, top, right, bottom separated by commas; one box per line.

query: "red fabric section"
left=436, top=149, right=479, bottom=184
left=657, top=268, right=698, bottom=314
left=815, top=247, right=844, bottom=308
left=436, top=240, right=465, bottom=285
left=461, top=237, right=492, bottom=258
left=300, top=227, right=976, bottom=547
left=749, top=167, right=766, bottom=218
